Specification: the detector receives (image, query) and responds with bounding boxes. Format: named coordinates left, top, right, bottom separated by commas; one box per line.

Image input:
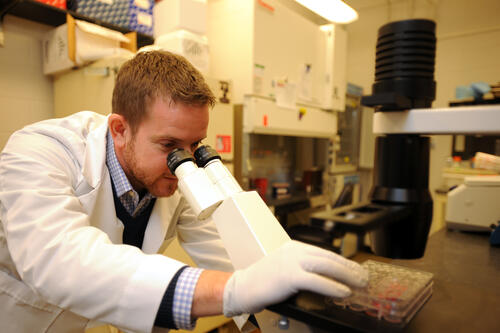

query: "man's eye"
left=163, top=142, right=176, bottom=149
left=191, top=141, right=202, bottom=150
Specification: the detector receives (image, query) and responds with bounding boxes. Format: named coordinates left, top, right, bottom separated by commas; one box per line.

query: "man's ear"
left=108, top=114, right=130, bottom=149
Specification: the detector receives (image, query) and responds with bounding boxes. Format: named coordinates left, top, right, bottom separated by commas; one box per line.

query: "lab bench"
left=268, top=229, right=500, bottom=332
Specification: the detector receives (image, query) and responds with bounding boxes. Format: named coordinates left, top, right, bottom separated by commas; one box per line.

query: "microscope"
left=166, top=19, right=437, bottom=332
left=167, top=18, right=500, bottom=332
left=167, top=145, right=314, bottom=332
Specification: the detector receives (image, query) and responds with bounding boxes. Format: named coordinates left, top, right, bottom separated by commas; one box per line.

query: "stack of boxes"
left=42, top=15, right=135, bottom=75
left=153, top=0, right=209, bottom=74
left=39, top=0, right=210, bottom=73
left=76, top=0, right=154, bottom=36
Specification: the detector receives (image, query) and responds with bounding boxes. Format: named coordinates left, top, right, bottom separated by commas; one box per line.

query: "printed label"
left=216, top=135, right=231, bottom=153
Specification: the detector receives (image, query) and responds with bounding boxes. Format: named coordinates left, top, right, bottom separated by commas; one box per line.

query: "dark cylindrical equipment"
left=361, top=19, right=436, bottom=111
left=359, top=18, right=438, bottom=259
left=369, top=135, right=433, bottom=258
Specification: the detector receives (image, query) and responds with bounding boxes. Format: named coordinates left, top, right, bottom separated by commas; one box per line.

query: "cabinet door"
left=253, top=0, right=327, bottom=104
left=253, top=1, right=347, bottom=110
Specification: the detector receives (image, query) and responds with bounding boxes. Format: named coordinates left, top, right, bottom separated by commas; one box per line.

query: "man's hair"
left=112, top=50, right=215, bottom=133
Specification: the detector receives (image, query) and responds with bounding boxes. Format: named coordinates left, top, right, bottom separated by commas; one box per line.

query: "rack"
left=0, top=0, right=154, bottom=48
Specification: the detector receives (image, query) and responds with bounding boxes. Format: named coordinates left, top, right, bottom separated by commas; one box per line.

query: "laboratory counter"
left=268, top=228, right=500, bottom=332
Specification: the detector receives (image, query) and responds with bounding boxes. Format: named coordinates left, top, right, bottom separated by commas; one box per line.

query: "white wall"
left=0, top=16, right=54, bottom=150
left=346, top=0, right=500, bottom=197
left=207, top=0, right=255, bottom=104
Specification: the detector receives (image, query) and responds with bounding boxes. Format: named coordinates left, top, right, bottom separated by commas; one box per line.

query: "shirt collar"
left=106, top=130, right=137, bottom=198
left=106, top=130, right=156, bottom=217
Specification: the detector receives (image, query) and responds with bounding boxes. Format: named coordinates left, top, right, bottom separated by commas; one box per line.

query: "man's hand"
left=223, top=240, right=368, bottom=316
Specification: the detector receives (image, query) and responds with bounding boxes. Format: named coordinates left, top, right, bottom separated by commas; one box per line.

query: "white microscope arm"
left=373, top=104, right=500, bottom=135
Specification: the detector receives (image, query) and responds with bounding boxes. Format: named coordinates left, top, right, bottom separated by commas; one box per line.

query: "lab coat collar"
left=81, top=116, right=110, bottom=189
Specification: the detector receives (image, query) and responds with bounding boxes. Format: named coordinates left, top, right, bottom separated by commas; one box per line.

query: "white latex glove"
left=223, top=240, right=369, bottom=317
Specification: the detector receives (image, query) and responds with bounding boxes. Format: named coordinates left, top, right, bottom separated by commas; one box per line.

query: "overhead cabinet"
left=207, top=0, right=347, bottom=111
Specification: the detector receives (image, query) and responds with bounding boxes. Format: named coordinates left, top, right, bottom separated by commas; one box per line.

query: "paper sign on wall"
left=275, top=81, right=297, bottom=110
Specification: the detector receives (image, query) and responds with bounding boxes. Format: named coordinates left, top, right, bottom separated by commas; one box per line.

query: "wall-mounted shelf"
left=0, top=0, right=154, bottom=48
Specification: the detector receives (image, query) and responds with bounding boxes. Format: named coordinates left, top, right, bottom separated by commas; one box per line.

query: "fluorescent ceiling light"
left=295, top=0, right=358, bottom=24
left=319, top=24, right=334, bottom=32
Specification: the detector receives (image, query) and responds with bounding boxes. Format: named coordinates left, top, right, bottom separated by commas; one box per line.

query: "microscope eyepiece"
left=167, top=148, right=195, bottom=174
left=194, top=145, right=222, bottom=167
left=167, top=147, right=224, bottom=219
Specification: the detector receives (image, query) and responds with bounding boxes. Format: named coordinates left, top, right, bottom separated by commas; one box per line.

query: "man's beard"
left=122, top=139, right=177, bottom=197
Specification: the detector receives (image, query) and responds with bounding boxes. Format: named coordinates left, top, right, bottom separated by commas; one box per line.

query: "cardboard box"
left=153, top=0, right=207, bottom=37
left=76, top=0, right=154, bottom=36
left=42, top=14, right=135, bottom=75
left=35, top=0, right=66, bottom=9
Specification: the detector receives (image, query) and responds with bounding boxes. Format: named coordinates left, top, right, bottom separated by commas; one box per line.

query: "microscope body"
left=168, top=146, right=291, bottom=268
left=168, top=146, right=313, bottom=332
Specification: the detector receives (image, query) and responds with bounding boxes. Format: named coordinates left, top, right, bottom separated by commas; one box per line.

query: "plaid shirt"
left=106, top=131, right=203, bottom=329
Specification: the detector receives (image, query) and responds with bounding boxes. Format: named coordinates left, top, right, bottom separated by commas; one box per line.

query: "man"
left=0, top=51, right=367, bottom=332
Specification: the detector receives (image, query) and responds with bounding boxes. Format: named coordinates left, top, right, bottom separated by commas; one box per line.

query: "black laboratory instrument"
left=309, top=19, right=437, bottom=259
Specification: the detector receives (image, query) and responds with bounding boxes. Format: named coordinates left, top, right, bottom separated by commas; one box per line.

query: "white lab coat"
left=0, top=111, right=232, bottom=333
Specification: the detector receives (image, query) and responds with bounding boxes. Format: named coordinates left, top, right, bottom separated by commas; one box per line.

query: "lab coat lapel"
left=142, top=194, right=181, bottom=254
left=87, top=173, right=124, bottom=244
left=141, top=202, right=166, bottom=254
left=78, top=115, right=124, bottom=244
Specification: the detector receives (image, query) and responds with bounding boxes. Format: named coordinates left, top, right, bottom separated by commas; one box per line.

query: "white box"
left=42, top=15, right=133, bottom=75
left=153, top=0, right=207, bottom=37
left=155, top=29, right=209, bottom=74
